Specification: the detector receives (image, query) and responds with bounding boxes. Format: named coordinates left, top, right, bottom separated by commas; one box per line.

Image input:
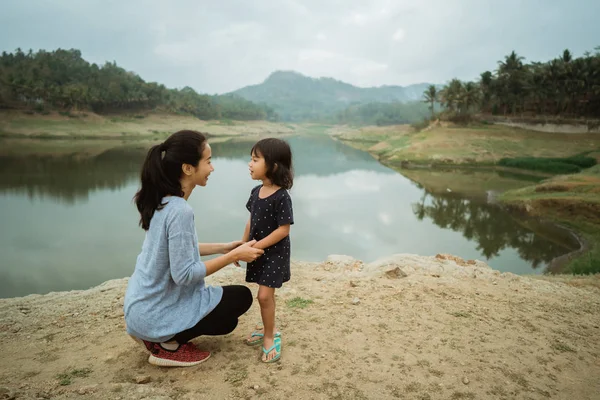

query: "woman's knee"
left=223, top=285, right=253, bottom=315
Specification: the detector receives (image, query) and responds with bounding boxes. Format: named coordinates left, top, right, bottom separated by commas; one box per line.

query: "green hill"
left=231, top=70, right=436, bottom=123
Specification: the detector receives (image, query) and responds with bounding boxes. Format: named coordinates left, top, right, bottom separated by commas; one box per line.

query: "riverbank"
left=0, top=110, right=295, bottom=139
left=329, top=123, right=600, bottom=168
left=500, top=166, right=600, bottom=274
left=330, top=123, right=600, bottom=274
left=1, top=254, right=599, bottom=400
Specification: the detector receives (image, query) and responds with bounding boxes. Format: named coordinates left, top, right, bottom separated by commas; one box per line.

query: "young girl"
left=242, top=138, right=294, bottom=363
left=124, top=130, right=264, bottom=367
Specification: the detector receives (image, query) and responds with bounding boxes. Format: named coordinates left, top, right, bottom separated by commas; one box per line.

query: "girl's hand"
left=232, top=240, right=264, bottom=263
left=223, top=240, right=244, bottom=253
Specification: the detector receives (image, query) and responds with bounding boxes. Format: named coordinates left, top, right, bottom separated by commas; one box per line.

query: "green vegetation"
left=56, top=367, right=92, bottom=386
left=0, top=48, right=276, bottom=121
left=427, top=48, right=600, bottom=120
left=498, top=155, right=597, bottom=174
left=286, top=297, right=314, bottom=309
left=336, top=101, right=431, bottom=126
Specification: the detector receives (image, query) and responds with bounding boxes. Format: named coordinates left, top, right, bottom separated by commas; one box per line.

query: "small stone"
left=135, top=375, right=152, bottom=384
left=352, top=297, right=360, bottom=305
left=385, top=267, right=407, bottom=279
left=253, top=385, right=259, bottom=390
left=349, top=281, right=358, bottom=287
left=492, top=280, right=498, bottom=285
left=462, top=377, right=470, bottom=385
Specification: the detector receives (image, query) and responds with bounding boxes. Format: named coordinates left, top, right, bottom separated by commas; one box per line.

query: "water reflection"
left=411, top=191, right=579, bottom=269
left=0, top=135, right=581, bottom=298
left=0, top=146, right=146, bottom=203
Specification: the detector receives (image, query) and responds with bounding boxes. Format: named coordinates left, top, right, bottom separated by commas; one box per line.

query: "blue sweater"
left=124, top=196, right=223, bottom=342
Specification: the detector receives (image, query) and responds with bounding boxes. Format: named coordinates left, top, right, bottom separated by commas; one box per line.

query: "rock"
left=462, top=377, right=470, bottom=385
left=253, top=385, right=259, bottom=390
left=77, top=385, right=98, bottom=395
left=385, top=267, right=407, bottom=279
left=352, top=297, right=360, bottom=305
left=349, top=281, right=358, bottom=287
left=135, top=375, right=152, bottom=384
left=0, top=387, right=16, bottom=400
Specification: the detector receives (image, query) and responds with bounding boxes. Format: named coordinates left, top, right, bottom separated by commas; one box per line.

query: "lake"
left=0, top=134, right=579, bottom=298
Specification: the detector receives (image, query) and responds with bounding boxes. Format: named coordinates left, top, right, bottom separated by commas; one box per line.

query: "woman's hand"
left=232, top=240, right=264, bottom=263
left=223, top=240, right=244, bottom=253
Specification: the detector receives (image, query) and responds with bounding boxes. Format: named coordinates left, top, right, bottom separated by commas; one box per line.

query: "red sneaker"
left=144, top=341, right=211, bottom=367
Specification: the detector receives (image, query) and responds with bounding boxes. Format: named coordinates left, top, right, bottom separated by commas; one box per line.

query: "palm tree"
left=422, top=85, right=438, bottom=119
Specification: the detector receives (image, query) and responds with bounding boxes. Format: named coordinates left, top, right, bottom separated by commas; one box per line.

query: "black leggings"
left=171, top=285, right=252, bottom=344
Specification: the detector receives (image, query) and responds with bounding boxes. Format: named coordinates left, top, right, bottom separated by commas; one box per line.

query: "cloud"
left=1, top=0, right=598, bottom=93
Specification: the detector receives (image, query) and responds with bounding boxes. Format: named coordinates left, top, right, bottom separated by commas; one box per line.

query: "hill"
left=232, top=70, right=436, bottom=123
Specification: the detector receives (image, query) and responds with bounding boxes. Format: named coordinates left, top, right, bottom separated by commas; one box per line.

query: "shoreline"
left=1, top=254, right=599, bottom=399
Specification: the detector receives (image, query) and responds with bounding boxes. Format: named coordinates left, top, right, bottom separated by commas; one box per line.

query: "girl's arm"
left=198, top=242, right=243, bottom=255
left=242, top=219, right=250, bottom=242
left=252, top=224, right=290, bottom=250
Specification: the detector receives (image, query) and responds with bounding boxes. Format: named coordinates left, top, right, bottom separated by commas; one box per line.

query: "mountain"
left=230, top=71, right=437, bottom=122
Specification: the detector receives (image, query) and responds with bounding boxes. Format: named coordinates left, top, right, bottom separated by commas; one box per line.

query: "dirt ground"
left=1, top=254, right=599, bottom=400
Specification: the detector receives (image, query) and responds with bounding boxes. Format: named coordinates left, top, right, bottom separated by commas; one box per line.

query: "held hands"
left=232, top=240, right=263, bottom=266
left=223, top=240, right=244, bottom=253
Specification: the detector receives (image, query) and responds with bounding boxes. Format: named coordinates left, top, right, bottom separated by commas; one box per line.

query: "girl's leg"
left=257, top=285, right=277, bottom=361
left=171, top=285, right=252, bottom=344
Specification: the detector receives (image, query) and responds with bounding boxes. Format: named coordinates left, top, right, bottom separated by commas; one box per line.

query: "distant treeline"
left=424, top=48, right=600, bottom=120
left=0, top=48, right=277, bottom=121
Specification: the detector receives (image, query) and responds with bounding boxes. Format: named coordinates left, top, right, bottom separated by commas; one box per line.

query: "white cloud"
left=392, top=28, right=405, bottom=42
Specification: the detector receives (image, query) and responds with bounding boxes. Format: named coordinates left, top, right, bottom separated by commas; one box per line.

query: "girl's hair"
left=251, top=138, right=294, bottom=190
left=134, top=130, right=207, bottom=230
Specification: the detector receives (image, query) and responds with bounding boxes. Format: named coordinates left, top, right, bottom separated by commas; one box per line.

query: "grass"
left=56, top=367, right=92, bottom=386
left=551, top=341, right=577, bottom=353
left=286, top=297, right=314, bottom=309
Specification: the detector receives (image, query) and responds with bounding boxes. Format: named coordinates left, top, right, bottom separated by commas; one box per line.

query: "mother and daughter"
left=124, top=130, right=294, bottom=366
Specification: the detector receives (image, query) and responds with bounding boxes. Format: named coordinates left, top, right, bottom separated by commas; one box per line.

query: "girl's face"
left=249, top=150, right=268, bottom=181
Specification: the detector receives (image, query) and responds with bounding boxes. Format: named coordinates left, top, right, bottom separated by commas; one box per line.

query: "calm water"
left=0, top=135, right=579, bottom=298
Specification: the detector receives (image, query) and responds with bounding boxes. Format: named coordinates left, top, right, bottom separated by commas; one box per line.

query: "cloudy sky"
left=1, top=0, right=598, bottom=94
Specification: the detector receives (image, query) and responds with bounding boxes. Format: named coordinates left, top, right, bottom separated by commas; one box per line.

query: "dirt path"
left=1, top=254, right=599, bottom=400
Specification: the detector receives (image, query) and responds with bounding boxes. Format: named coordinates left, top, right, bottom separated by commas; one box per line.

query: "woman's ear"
left=181, top=163, right=194, bottom=176
left=273, top=163, right=278, bottom=171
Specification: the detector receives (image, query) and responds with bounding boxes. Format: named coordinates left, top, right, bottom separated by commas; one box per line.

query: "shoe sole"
left=148, top=352, right=211, bottom=367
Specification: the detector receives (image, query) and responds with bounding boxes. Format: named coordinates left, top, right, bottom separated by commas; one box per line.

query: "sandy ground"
left=1, top=254, right=599, bottom=400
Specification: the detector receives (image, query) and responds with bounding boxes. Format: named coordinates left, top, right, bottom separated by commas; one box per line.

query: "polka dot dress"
left=245, top=185, right=294, bottom=288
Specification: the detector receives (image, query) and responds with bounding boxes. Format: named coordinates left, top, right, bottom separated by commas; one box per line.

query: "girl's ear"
left=273, top=163, right=278, bottom=171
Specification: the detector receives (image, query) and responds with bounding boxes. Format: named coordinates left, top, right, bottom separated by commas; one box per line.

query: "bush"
left=411, top=118, right=430, bottom=132
left=498, top=156, right=597, bottom=174
left=566, top=251, right=600, bottom=275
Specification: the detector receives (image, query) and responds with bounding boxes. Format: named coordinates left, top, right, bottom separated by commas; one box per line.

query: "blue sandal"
left=261, top=336, right=281, bottom=363
left=246, top=330, right=281, bottom=346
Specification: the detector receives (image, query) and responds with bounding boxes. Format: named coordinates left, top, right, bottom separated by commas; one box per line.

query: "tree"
left=422, top=85, right=438, bottom=119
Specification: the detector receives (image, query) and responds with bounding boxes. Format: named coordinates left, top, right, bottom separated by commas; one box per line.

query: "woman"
left=124, top=130, right=263, bottom=367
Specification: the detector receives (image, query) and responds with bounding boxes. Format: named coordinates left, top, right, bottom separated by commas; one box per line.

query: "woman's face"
left=187, top=143, right=214, bottom=187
